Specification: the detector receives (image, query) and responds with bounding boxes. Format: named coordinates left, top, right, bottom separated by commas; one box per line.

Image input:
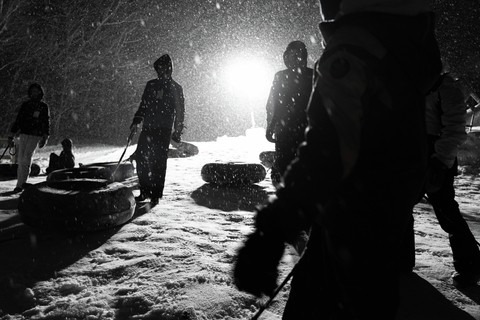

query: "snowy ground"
left=0, top=128, right=479, bottom=320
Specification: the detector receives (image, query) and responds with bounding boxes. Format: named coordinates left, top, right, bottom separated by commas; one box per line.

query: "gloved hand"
left=234, top=193, right=315, bottom=297
left=425, top=155, right=447, bottom=193
left=233, top=230, right=285, bottom=297
left=38, top=135, right=48, bottom=148
left=266, top=126, right=276, bottom=143
left=171, top=130, right=182, bottom=143
left=130, top=117, right=143, bottom=131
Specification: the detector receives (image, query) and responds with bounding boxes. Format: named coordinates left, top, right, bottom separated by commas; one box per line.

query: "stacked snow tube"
left=18, top=179, right=135, bottom=232
left=201, top=162, right=266, bottom=186
left=47, top=162, right=134, bottom=182
left=0, top=163, right=40, bottom=177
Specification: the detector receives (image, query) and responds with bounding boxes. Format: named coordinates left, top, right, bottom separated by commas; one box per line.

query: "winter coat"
left=10, top=100, right=50, bottom=137
left=425, top=74, right=467, bottom=168
left=59, top=150, right=75, bottom=169
left=266, top=67, right=313, bottom=142
left=280, top=9, right=441, bottom=234
left=134, top=77, right=185, bottom=132
left=266, top=41, right=313, bottom=143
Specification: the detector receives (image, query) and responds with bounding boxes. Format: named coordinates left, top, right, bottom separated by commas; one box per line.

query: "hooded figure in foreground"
left=233, top=0, right=441, bottom=318
left=265, top=41, right=313, bottom=186
left=130, top=54, right=185, bottom=206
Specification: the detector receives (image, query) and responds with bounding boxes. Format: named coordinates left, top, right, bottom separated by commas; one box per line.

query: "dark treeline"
left=0, top=0, right=477, bottom=145
left=0, top=0, right=162, bottom=145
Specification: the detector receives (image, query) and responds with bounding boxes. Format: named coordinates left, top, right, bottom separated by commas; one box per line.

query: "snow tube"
left=0, top=163, right=40, bottom=177
left=201, top=162, right=266, bottom=186
left=169, top=141, right=199, bottom=158
left=81, top=162, right=135, bottom=181
left=47, top=162, right=134, bottom=182
left=18, top=179, right=135, bottom=232
left=259, top=151, right=276, bottom=169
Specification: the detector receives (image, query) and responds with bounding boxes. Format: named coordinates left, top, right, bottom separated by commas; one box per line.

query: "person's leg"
left=135, top=130, right=153, bottom=200
left=427, top=170, right=480, bottom=275
left=271, top=142, right=283, bottom=186
left=282, top=225, right=333, bottom=320
left=399, top=213, right=416, bottom=273
left=16, top=134, right=41, bottom=189
left=272, top=138, right=298, bottom=187
left=148, top=128, right=171, bottom=202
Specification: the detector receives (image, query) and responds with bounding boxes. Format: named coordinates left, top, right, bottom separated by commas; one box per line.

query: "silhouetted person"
left=46, top=138, right=75, bottom=174
left=265, top=41, right=313, bottom=186
left=9, top=83, right=50, bottom=192
left=403, top=72, right=480, bottom=287
left=233, top=0, right=441, bottom=318
left=130, top=54, right=185, bottom=206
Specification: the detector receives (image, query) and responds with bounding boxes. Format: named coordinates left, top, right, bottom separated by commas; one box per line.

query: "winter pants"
left=271, top=135, right=304, bottom=185
left=136, top=127, right=171, bottom=199
left=402, top=137, right=480, bottom=274
left=427, top=168, right=480, bottom=273
left=15, top=134, right=42, bottom=189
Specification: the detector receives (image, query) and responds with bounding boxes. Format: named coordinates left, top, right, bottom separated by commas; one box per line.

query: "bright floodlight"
left=224, top=56, right=273, bottom=101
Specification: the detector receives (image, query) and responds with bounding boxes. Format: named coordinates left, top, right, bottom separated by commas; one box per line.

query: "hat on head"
left=61, top=138, right=73, bottom=148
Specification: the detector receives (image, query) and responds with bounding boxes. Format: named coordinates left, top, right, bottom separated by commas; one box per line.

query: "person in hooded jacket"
left=402, top=72, right=480, bottom=287
left=233, top=0, right=441, bottom=319
left=130, top=54, right=185, bottom=206
left=265, top=41, right=313, bottom=186
left=9, top=83, right=50, bottom=193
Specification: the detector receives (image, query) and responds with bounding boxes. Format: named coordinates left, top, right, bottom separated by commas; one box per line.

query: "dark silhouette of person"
left=9, top=83, right=50, bottom=192
left=402, top=72, right=480, bottom=287
left=265, top=41, right=313, bottom=186
left=46, top=138, right=75, bottom=174
left=233, top=0, right=442, bottom=319
left=130, top=54, right=185, bottom=206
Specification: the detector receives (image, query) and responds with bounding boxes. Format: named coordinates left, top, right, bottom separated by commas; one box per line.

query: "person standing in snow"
left=130, top=54, right=185, bottom=206
left=233, top=0, right=441, bottom=319
left=265, top=41, right=313, bottom=186
left=403, top=72, right=480, bottom=287
left=8, top=83, right=50, bottom=193
left=46, top=138, right=75, bottom=174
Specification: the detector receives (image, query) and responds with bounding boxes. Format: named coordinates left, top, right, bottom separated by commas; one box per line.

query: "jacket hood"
left=283, top=41, right=308, bottom=69
left=28, top=83, right=44, bottom=101
left=154, top=54, right=173, bottom=77
left=320, top=11, right=441, bottom=95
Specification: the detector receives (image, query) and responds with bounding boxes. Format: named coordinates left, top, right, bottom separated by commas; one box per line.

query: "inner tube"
left=0, top=163, right=40, bottom=177
left=201, top=162, right=266, bottom=186
left=169, top=141, right=199, bottom=158
left=18, top=179, right=135, bottom=232
left=82, top=162, right=135, bottom=181
left=47, top=162, right=134, bottom=182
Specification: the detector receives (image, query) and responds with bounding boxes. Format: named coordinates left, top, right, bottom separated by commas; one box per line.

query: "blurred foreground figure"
left=403, top=72, right=480, bottom=287
left=9, top=83, right=50, bottom=193
left=130, top=54, right=185, bottom=206
left=233, top=0, right=441, bottom=318
left=46, top=138, right=75, bottom=174
left=265, top=41, right=313, bottom=186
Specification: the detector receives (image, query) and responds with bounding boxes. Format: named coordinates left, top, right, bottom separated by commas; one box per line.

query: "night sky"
left=1, top=1, right=477, bottom=143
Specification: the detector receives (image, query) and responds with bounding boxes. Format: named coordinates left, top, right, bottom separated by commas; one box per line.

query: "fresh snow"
left=1, top=128, right=479, bottom=320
